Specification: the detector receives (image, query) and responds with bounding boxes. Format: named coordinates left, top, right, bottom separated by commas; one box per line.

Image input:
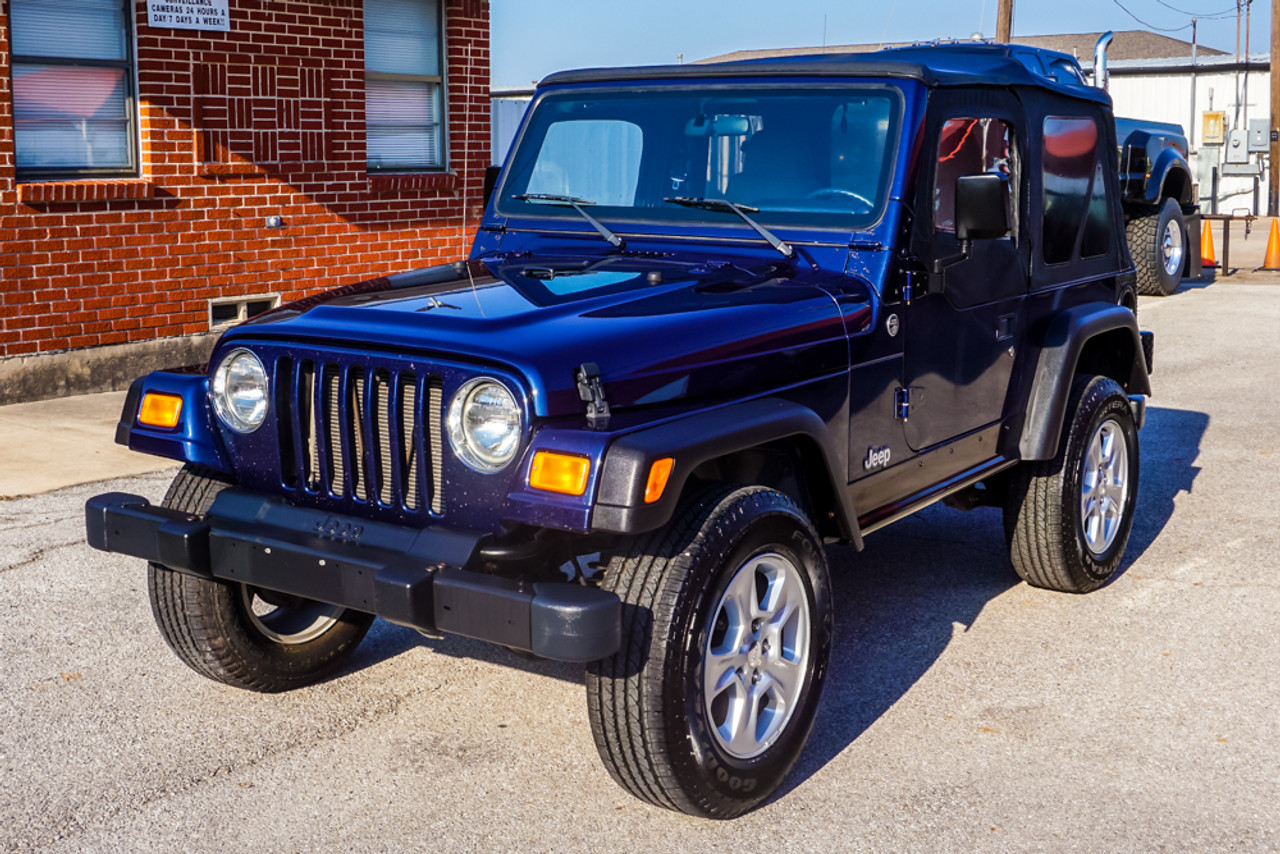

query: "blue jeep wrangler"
left=88, top=43, right=1153, bottom=818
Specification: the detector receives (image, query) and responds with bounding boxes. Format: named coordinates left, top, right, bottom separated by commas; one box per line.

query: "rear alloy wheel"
left=586, top=486, right=832, bottom=818
left=1005, top=375, right=1140, bottom=593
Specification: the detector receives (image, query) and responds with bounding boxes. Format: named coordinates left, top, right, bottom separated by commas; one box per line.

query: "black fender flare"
left=1020, top=303, right=1152, bottom=461
left=590, top=397, right=860, bottom=547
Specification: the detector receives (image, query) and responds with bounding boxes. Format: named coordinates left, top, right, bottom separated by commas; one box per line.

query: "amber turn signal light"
left=529, top=451, right=590, bottom=496
left=138, top=393, right=183, bottom=429
left=644, top=457, right=675, bottom=504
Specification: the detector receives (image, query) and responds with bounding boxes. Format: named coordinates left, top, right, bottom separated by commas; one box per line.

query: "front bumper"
left=85, top=490, right=620, bottom=662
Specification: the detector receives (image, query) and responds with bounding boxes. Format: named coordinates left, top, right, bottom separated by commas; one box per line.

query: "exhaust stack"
left=1093, top=31, right=1114, bottom=91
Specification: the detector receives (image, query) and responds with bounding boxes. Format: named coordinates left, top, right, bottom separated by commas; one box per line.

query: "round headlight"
left=447, top=378, right=522, bottom=472
left=212, top=348, right=269, bottom=434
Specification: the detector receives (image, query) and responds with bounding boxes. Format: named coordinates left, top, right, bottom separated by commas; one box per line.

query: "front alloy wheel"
left=147, top=465, right=373, bottom=692
left=703, top=553, right=811, bottom=759
left=586, top=486, right=832, bottom=819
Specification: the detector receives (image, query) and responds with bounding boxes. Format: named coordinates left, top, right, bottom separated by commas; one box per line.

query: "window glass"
left=934, top=117, right=1013, bottom=232
left=500, top=87, right=901, bottom=230
left=365, top=0, right=444, bottom=170
left=1042, top=116, right=1099, bottom=264
left=1080, top=158, right=1112, bottom=258
left=10, top=0, right=135, bottom=177
left=526, top=120, right=643, bottom=206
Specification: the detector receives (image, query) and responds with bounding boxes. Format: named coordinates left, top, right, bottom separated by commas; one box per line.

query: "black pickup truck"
left=89, top=42, right=1155, bottom=817
left=1116, top=116, right=1198, bottom=296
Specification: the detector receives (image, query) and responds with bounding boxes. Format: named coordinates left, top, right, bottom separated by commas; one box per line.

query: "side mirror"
left=954, top=173, right=1011, bottom=244
left=483, top=165, right=502, bottom=207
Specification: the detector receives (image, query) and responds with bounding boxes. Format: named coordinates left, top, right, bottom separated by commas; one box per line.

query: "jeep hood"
left=227, top=257, right=868, bottom=418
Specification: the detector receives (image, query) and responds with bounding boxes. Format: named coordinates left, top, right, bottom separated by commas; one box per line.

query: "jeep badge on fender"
left=863, top=445, right=892, bottom=470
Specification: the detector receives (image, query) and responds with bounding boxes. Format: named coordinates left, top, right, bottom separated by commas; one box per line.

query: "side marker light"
left=529, top=451, right=590, bottom=496
left=138, top=393, right=183, bottom=429
left=644, top=457, right=675, bottom=504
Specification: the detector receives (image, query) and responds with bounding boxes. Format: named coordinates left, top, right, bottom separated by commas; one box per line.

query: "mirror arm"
left=928, top=240, right=971, bottom=294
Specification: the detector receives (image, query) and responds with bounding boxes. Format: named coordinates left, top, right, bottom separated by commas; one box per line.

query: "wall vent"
left=208, top=294, right=280, bottom=329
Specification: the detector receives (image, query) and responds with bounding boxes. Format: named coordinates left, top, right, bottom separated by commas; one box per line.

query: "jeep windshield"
left=497, top=85, right=902, bottom=233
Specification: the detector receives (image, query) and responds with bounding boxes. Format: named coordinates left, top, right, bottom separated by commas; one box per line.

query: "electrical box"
left=1248, top=119, right=1270, bottom=152
left=1225, top=129, right=1250, bottom=164
left=1202, top=111, right=1226, bottom=145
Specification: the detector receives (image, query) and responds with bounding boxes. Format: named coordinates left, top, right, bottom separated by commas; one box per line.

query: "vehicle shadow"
left=773, top=502, right=1017, bottom=802
left=338, top=404, right=1206, bottom=800
left=1176, top=273, right=1215, bottom=290
left=775, top=404, right=1207, bottom=799
left=1122, top=405, right=1207, bottom=568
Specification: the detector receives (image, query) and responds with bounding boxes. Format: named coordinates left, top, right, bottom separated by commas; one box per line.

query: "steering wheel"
left=804, top=187, right=873, bottom=208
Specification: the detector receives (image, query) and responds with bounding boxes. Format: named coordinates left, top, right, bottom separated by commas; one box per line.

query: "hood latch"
left=575, top=362, right=611, bottom=430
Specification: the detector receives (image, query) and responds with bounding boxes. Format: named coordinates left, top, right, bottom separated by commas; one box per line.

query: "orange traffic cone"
left=1200, top=219, right=1217, bottom=269
left=1262, top=218, right=1280, bottom=271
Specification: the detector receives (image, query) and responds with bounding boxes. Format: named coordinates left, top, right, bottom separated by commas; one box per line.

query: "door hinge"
left=895, top=386, right=914, bottom=421
left=575, top=362, right=611, bottom=430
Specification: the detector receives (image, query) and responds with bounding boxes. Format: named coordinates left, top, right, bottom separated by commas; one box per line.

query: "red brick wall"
left=0, top=0, right=490, bottom=358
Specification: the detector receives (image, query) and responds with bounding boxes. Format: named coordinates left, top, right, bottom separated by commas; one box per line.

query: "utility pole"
left=996, top=0, right=1013, bottom=42
left=1270, top=0, right=1279, bottom=215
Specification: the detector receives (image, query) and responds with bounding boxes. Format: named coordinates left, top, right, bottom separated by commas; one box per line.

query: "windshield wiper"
left=664, top=196, right=793, bottom=258
left=511, top=193, right=625, bottom=249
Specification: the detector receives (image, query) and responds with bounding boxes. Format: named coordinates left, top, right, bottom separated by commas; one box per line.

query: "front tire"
left=586, top=486, right=832, bottom=818
left=1005, top=376, right=1140, bottom=593
left=147, top=464, right=374, bottom=692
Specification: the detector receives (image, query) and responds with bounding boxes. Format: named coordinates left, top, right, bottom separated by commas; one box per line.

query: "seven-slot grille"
left=276, top=357, right=445, bottom=515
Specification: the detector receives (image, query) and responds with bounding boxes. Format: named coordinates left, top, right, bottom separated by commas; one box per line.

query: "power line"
left=1153, top=0, right=1238, bottom=15
left=1111, top=0, right=1195, bottom=31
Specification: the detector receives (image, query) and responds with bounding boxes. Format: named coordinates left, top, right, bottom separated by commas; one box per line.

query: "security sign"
left=147, top=0, right=230, bottom=32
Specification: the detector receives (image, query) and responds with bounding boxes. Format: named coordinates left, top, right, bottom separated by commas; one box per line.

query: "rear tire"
left=1127, top=197, right=1185, bottom=296
left=147, top=464, right=373, bottom=692
left=586, top=486, right=832, bottom=818
left=1004, top=376, right=1140, bottom=593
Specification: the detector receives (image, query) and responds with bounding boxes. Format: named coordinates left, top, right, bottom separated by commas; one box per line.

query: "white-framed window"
left=364, top=0, right=445, bottom=171
left=9, top=0, right=137, bottom=179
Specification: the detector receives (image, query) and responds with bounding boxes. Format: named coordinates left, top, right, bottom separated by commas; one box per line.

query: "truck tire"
left=147, top=464, right=374, bottom=692
left=1127, top=197, right=1186, bottom=296
left=586, top=485, right=832, bottom=818
left=1004, top=375, right=1140, bottom=593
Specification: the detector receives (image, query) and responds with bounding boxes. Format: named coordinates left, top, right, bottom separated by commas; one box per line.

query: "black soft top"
left=540, top=42, right=1111, bottom=106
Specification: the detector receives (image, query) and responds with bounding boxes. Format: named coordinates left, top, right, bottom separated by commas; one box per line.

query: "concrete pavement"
left=0, top=391, right=177, bottom=499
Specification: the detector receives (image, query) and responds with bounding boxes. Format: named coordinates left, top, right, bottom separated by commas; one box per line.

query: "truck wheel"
left=1004, top=375, right=1140, bottom=593
left=1127, top=197, right=1185, bottom=296
left=586, top=486, right=832, bottom=818
left=147, top=464, right=373, bottom=692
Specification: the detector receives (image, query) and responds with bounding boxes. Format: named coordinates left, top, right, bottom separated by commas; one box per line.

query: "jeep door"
left=901, top=91, right=1030, bottom=453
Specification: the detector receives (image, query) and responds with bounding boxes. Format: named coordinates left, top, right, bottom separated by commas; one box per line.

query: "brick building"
left=0, top=0, right=491, bottom=403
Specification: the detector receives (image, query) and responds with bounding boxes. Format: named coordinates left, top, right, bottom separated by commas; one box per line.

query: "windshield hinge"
left=576, top=362, right=611, bottom=430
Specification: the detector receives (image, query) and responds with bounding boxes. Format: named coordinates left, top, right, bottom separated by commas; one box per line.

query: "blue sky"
left=490, top=0, right=1266, bottom=89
